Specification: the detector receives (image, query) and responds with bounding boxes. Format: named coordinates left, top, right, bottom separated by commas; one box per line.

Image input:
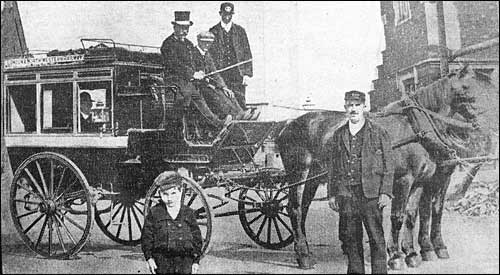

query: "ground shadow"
left=207, top=241, right=345, bottom=269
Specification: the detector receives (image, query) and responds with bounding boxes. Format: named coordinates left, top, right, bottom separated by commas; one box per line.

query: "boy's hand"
left=147, top=258, right=157, bottom=274
left=192, top=263, right=200, bottom=274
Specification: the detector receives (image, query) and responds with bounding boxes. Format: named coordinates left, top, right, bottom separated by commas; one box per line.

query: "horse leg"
left=299, top=171, right=322, bottom=266
left=387, top=174, right=412, bottom=270
left=418, top=182, right=438, bottom=261
left=430, top=167, right=454, bottom=259
left=401, top=184, right=424, bottom=268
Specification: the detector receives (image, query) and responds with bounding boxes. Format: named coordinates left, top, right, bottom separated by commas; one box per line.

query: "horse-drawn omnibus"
left=3, top=39, right=295, bottom=259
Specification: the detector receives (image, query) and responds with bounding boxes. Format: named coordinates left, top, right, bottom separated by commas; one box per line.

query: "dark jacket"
left=209, top=23, right=253, bottom=77
left=326, top=119, right=394, bottom=199
left=141, top=202, right=203, bottom=264
left=160, top=34, right=197, bottom=80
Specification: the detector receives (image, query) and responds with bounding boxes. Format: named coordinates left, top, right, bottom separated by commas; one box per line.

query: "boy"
left=142, top=174, right=203, bottom=274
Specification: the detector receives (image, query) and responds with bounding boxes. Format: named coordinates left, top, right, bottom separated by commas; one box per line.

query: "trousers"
left=338, top=185, right=388, bottom=274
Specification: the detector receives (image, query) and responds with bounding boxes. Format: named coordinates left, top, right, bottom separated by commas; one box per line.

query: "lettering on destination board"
left=4, top=54, right=85, bottom=69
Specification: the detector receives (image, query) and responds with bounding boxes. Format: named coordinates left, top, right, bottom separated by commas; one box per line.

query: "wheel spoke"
left=267, top=217, right=272, bottom=244
left=54, top=214, right=77, bottom=245
left=272, top=217, right=284, bottom=243
left=277, top=194, right=289, bottom=202
left=130, top=204, right=143, bottom=232
left=16, top=180, right=43, bottom=200
left=132, top=203, right=144, bottom=216
left=35, top=161, right=49, bottom=197
left=49, top=160, right=54, bottom=198
left=22, top=213, right=44, bottom=234
left=16, top=209, right=39, bottom=219
left=127, top=207, right=133, bottom=241
left=253, top=189, right=266, bottom=202
left=278, top=211, right=290, bottom=217
left=48, top=216, right=53, bottom=256
left=55, top=178, right=78, bottom=202
left=105, top=203, right=124, bottom=228
left=256, top=217, right=268, bottom=239
left=276, top=214, right=293, bottom=235
left=55, top=219, right=67, bottom=254
left=54, top=166, right=67, bottom=198
left=115, top=204, right=127, bottom=238
left=243, top=195, right=257, bottom=202
left=14, top=199, right=40, bottom=205
left=186, top=193, right=198, bottom=207
left=24, top=167, right=46, bottom=199
left=34, top=215, right=48, bottom=249
left=57, top=211, right=85, bottom=231
left=248, top=213, right=264, bottom=225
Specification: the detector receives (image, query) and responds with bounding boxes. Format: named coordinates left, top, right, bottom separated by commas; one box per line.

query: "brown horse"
left=275, top=65, right=498, bottom=269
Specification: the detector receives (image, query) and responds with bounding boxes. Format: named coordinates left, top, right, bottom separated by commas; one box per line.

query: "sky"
left=15, top=1, right=385, bottom=112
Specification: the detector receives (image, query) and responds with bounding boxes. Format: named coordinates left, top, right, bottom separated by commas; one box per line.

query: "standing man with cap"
left=326, top=90, right=394, bottom=274
left=160, top=11, right=231, bottom=129
left=209, top=2, right=253, bottom=110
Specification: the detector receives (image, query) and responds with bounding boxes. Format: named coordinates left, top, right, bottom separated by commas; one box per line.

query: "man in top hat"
left=326, top=90, right=394, bottom=274
left=209, top=2, right=253, bottom=110
left=160, top=11, right=231, bottom=130
left=194, top=31, right=257, bottom=121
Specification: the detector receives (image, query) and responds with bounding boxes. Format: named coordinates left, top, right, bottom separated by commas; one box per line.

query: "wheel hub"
left=39, top=200, right=57, bottom=215
left=261, top=201, right=281, bottom=218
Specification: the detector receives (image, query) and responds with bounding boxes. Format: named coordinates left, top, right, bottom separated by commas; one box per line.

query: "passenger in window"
left=80, top=92, right=97, bottom=132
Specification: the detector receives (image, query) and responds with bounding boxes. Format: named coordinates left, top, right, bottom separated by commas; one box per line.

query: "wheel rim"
left=10, top=152, right=94, bottom=258
left=238, top=187, right=293, bottom=249
left=145, top=173, right=213, bottom=256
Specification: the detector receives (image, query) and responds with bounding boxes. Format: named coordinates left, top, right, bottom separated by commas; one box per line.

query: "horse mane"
left=409, top=77, right=452, bottom=112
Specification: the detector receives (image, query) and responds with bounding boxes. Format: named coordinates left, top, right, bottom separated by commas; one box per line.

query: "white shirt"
left=221, top=21, right=233, bottom=32
left=167, top=205, right=180, bottom=220
left=348, top=118, right=366, bottom=136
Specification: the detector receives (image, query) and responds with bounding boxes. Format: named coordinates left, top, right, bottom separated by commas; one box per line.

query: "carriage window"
left=77, top=81, right=111, bottom=133
left=7, top=85, right=36, bottom=133
left=41, top=83, right=73, bottom=133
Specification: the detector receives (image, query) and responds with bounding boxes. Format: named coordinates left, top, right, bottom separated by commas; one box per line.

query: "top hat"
left=172, top=11, right=193, bottom=26
left=80, top=91, right=95, bottom=102
left=344, top=90, right=366, bottom=102
left=220, top=2, right=234, bottom=15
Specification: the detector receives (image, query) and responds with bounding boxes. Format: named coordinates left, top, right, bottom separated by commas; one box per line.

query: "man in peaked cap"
left=209, top=2, right=253, bottom=110
left=160, top=11, right=232, bottom=132
left=326, top=90, right=394, bottom=273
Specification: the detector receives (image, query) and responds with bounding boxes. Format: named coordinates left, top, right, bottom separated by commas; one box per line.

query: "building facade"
left=370, top=1, right=499, bottom=111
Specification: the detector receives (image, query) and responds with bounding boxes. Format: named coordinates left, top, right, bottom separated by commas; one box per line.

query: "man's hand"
left=328, top=196, right=339, bottom=212
left=242, top=75, right=251, bottom=86
left=193, top=71, right=205, bottom=80
left=192, top=263, right=200, bottom=274
left=378, top=194, right=391, bottom=209
left=223, top=87, right=234, bottom=98
left=147, top=258, right=157, bottom=274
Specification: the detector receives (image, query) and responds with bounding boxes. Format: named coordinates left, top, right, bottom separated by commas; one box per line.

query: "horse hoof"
left=388, top=257, right=406, bottom=270
left=296, top=257, right=315, bottom=270
left=421, top=250, right=438, bottom=261
left=405, top=252, right=422, bottom=268
left=435, top=248, right=450, bottom=259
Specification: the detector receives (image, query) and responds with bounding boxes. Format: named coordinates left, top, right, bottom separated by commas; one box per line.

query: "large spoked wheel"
left=10, top=152, right=94, bottom=259
left=238, top=186, right=294, bottom=249
left=144, top=171, right=214, bottom=256
left=94, top=192, right=145, bottom=246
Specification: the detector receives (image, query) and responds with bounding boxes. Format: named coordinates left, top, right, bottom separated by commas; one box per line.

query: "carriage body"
left=2, top=40, right=292, bottom=259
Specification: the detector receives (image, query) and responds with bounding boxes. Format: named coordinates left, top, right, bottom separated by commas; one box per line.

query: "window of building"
left=77, top=81, right=112, bottom=133
left=393, top=1, right=411, bottom=25
left=7, top=85, right=37, bottom=133
left=41, top=83, right=73, bottom=133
